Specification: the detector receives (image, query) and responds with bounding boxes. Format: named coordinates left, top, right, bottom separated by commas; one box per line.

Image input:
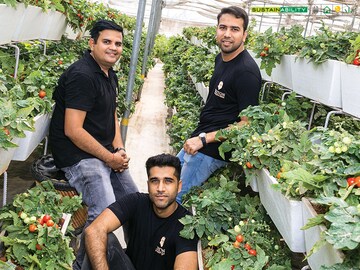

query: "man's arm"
left=84, top=208, right=122, bottom=270
left=112, top=112, right=129, bottom=172
left=174, top=251, right=198, bottom=270
left=183, top=116, right=248, bottom=155
left=112, top=111, right=125, bottom=149
left=64, top=108, right=129, bottom=171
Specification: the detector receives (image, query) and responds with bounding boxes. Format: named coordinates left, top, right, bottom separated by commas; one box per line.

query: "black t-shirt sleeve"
left=108, top=192, right=141, bottom=225
left=65, top=71, right=97, bottom=111
left=175, top=232, right=198, bottom=256
left=175, top=208, right=199, bottom=256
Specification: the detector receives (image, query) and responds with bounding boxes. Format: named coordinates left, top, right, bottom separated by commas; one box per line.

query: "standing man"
left=176, top=6, right=262, bottom=202
left=49, top=20, right=138, bottom=269
left=83, top=154, right=198, bottom=270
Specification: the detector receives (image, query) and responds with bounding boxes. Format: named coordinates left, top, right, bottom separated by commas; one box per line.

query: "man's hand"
left=183, top=117, right=249, bottom=155
left=183, top=136, right=203, bottom=155
left=107, top=149, right=130, bottom=172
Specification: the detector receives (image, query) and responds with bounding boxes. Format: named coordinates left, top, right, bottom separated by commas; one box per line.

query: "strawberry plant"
left=179, top=166, right=292, bottom=269
left=345, top=33, right=360, bottom=66
left=0, top=181, right=82, bottom=269
left=250, top=25, right=304, bottom=75
left=182, top=26, right=217, bottom=49
left=297, top=22, right=358, bottom=64
left=302, top=196, right=360, bottom=270
left=161, top=36, right=204, bottom=152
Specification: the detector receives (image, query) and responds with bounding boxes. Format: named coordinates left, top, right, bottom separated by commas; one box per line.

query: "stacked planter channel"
left=256, top=168, right=305, bottom=252
left=12, top=113, right=52, bottom=161
left=301, top=198, right=344, bottom=269
left=0, top=4, right=66, bottom=170
left=0, top=3, right=67, bottom=44
left=249, top=52, right=360, bottom=268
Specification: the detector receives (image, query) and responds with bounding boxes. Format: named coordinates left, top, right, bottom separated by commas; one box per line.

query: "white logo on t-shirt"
left=155, top=237, right=166, bottom=256
left=218, top=81, right=223, bottom=90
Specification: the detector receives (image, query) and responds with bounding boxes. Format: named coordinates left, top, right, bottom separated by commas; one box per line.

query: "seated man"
left=83, top=154, right=199, bottom=270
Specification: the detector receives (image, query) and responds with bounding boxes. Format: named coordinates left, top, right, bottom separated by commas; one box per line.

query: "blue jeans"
left=81, top=233, right=135, bottom=270
left=62, top=158, right=138, bottom=270
left=176, top=149, right=228, bottom=203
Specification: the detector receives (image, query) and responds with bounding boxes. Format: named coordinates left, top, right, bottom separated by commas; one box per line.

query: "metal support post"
left=281, top=91, right=302, bottom=101
left=141, top=0, right=157, bottom=78
left=258, top=2, right=265, bottom=32
left=2, top=171, right=8, bottom=206
left=120, top=0, right=147, bottom=144
left=150, top=0, right=163, bottom=52
left=259, top=81, right=274, bottom=102
left=304, top=0, right=314, bottom=37
left=8, top=44, right=20, bottom=79
left=39, top=39, right=47, bottom=55
left=324, top=110, right=345, bottom=128
left=307, top=101, right=318, bottom=130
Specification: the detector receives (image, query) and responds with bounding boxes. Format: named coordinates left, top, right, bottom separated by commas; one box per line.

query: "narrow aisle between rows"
left=125, top=60, right=172, bottom=192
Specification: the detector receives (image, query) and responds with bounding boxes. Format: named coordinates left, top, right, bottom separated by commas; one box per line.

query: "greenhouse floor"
left=0, top=61, right=307, bottom=269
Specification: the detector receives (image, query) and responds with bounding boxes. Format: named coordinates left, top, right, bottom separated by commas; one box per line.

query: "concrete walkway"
left=126, top=61, right=172, bottom=192
left=115, top=61, right=172, bottom=245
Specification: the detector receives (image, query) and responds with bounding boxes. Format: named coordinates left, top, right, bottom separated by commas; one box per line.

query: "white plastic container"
left=0, top=138, right=19, bottom=175
left=271, top=55, right=295, bottom=89
left=40, top=10, right=67, bottom=40
left=0, top=4, right=25, bottom=45
left=12, top=113, right=51, bottom=161
left=12, top=5, right=47, bottom=41
left=301, top=197, right=344, bottom=269
left=340, top=62, right=360, bottom=118
left=291, top=59, right=342, bottom=108
left=190, top=75, right=209, bottom=103
left=257, top=168, right=305, bottom=252
left=245, top=170, right=259, bottom=192
left=195, top=82, right=208, bottom=103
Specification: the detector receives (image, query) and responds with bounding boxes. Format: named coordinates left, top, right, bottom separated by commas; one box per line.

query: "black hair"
left=90, top=20, right=124, bottom=43
left=145, top=154, right=181, bottom=180
left=217, top=6, right=249, bottom=31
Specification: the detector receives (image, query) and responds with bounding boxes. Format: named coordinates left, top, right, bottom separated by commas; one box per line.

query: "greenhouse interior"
left=0, top=0, right=360, bottom=269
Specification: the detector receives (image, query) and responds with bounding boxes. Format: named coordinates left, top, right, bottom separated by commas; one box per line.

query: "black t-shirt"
left=192, top=49, right=262, bottom=161
left=108, top=193, right=198, bottom=270
left=49, top=50, right=118, bottom=168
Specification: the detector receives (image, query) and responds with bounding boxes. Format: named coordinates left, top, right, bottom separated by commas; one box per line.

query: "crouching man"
left=83, top=153, right=198, bottom=270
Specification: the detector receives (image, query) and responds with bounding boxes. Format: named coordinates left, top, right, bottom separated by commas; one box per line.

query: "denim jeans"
left=62, top=158, right=138, bottom=270
left=81, top=233, right=136, bottom=270
left=176, top=149, right=228, bottom=203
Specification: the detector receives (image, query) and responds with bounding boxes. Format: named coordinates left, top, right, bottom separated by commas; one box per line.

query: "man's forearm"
left=113, top=112, right=124, bottom=149
left=203, top=117, right=249, bottom=144
left=67, top=128, right=113, bottom=163
left=85, top=227, right=109, bottom=270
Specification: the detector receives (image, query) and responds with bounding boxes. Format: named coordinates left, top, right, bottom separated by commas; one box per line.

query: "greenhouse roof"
left=108, top=0, right=360, bottom=35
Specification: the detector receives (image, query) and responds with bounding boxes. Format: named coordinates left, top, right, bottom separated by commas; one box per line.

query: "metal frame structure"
left=109, top=0, right=360, bottom=36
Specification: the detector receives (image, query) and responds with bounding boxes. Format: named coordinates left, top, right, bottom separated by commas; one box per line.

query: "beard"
left=150, top=193, right=177, bottom=210
left=218, top=39, right=244, bottom=55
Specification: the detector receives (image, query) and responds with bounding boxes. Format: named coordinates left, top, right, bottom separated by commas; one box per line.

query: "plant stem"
left=341, top=184, right=354, bottom=201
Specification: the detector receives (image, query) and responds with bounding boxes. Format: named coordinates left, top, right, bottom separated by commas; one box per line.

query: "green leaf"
left=179, top=214, right=194, bottom=225
left=301, top=214, right=325, bottom=230
left=208, top=234, right=229, bottom=246
left=306, top=237, right=327, bottom=258
left=325, top=223, right=359, bottom=250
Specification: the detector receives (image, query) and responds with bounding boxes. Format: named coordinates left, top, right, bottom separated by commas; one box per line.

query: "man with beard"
left=176, top=6, right=262, bottom=203
left=83, top=154, right=198, bottom=270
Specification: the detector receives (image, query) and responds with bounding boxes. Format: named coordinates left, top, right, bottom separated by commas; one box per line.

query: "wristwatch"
left=199, top=132, right=207, bottom=147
